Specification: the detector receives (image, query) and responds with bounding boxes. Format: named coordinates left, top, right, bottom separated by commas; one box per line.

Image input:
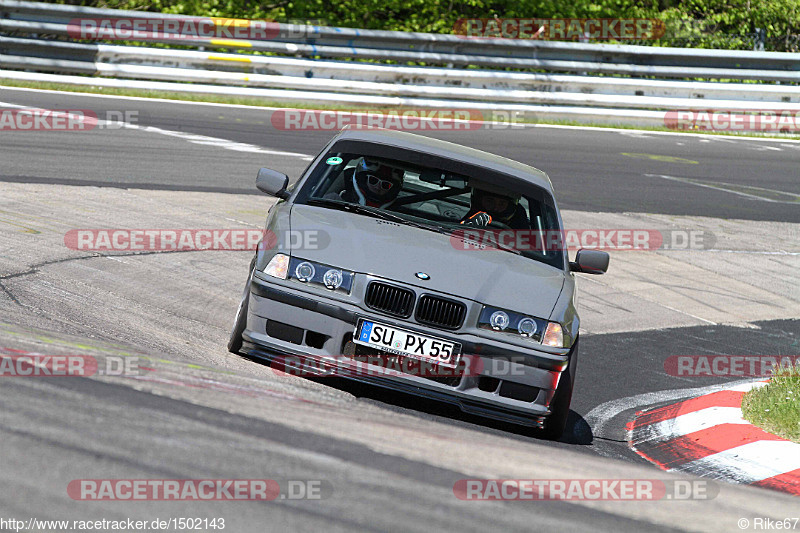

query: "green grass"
left=742, top=367, right=800, bottom=443
left=3, top=77, right=800, bottom=140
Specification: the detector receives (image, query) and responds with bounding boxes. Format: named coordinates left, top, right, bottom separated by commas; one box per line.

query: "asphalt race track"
left=0, top=86, right=798, bottom=532
left=2, top=88, right=800, bottom=220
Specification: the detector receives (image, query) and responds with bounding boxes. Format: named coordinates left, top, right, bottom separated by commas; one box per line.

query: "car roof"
left=333, top=126, right=554, bottom=193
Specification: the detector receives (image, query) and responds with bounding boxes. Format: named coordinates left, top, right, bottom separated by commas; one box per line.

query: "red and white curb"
left=628, top=381, right=800, bottom=495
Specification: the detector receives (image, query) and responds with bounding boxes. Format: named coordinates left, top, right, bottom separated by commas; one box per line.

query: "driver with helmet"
left=461, top=187, right=530, bottom=229
left=327, top=157, right=404, bottom=208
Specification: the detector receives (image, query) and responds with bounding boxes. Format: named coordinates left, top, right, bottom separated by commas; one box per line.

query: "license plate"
left=353, top=319, right=461, bottom=368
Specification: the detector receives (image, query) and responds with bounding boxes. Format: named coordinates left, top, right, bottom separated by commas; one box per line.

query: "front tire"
left=228, top=257, right=255, bottom=354
left=537, top=338, right=578, bottom=441
left=538, top=372, right=573, bottom=440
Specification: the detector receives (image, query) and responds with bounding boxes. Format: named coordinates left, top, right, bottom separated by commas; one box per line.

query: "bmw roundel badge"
left=415, top=272, right=430, bottom=280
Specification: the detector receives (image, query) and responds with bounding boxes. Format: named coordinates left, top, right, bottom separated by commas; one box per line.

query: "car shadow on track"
left=325, top=377, right=593, bottom=445
left=244, top=351, right=595, bottom=446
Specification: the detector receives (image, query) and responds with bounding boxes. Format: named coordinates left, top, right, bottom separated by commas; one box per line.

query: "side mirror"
left=256, top=168, right=290, bottom=199
left=570, top=249, right=609, bottom=274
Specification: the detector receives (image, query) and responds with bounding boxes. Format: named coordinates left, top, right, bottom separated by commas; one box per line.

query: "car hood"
left=288, top=205, right=565, bottom=319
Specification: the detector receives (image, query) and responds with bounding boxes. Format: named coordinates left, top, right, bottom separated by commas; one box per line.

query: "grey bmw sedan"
left=229, top=126, right=609, bottom=439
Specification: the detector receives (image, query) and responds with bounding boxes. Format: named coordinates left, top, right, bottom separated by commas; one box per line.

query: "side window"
left=526, top=195, right=559, bottom=232
left=543, top=203, right=559, bottom=231
left=517, top=196, right=531, bottom=229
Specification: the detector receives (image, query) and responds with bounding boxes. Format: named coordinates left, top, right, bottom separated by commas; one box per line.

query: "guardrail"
left=2, top=0, right=800, bottom=128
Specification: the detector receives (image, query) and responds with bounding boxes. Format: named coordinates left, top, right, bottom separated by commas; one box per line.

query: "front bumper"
left=242, top=275, right=575, bottom=427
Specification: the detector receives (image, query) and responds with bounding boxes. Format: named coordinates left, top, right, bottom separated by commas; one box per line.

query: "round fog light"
left=323, top=269, right=343, bottom=290
left=518, top=318, right=537, bottom=337
left=489, top=311, right=510, bottom=331
left=294, top=261, right=315, bottom=282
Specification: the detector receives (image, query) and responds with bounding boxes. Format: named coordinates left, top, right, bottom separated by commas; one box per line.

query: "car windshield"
left=297, top=151, right=564, bottom=270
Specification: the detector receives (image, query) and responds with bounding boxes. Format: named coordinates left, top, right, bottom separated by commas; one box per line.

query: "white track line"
left=124, top=123, right=313, bottom=159
left=0, top=100, right=313, bottom=160
left=727, top=381, right=770, bottom=393
left=3, top=84, right=800, bottom=144
left=645, top=174, right=800, bottom=204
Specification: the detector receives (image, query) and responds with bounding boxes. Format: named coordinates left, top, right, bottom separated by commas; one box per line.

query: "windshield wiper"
left=306, top=198, right=452, bottom=235
left=489, top=241, right=523, bottom=255
left=305, top=197, right=400, bottom=220
left=453, top=227, right=523, bottom=256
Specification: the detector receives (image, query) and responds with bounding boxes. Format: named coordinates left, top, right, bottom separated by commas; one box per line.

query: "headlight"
left=478, top=306, right=550, bottom=344
left=323, top=268, right=344, bottom=290
left=264, top=253, right=289, bottom=279
left=489, top=310, right=510, bottom=330
left=288, top=257, right=354, bottom=293
left=517, top=317, right=538, bottom=337
left=295, top=261, right=316, bottom=282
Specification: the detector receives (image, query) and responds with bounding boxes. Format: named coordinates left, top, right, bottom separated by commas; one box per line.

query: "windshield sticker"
left=326, top=156, right=343, bottom=165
